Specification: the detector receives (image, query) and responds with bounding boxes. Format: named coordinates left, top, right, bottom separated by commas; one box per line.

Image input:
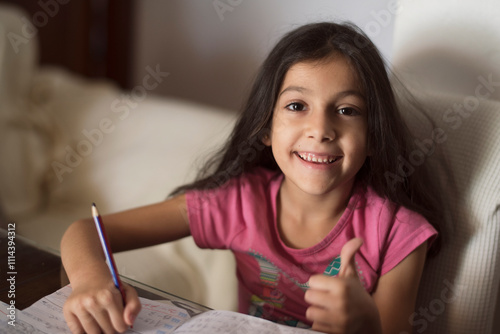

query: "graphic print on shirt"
left=247, top=249, right=366, bottom=327
left=324, top=255, right=341, bottom=276
left=323, top=254, right=366, bottom=288
left=247, top=250, right=308, bottom=328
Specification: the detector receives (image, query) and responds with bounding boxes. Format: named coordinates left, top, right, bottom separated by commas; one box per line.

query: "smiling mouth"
left=295, top=152, right=341, bottom=164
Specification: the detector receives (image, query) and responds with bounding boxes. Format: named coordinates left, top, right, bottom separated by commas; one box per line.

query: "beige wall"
left=131, top=0, right=397, bottom=111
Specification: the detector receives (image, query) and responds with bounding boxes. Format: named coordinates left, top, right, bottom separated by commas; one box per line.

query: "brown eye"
left=286, top=102, right=306, bottom=112
left=337, top=107, right=359, bottom=116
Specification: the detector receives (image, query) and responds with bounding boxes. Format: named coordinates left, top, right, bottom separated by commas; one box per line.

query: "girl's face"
left=264, top=55, right=368, bottom=198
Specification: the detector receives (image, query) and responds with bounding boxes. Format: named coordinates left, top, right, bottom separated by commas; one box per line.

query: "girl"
left=61, top=22, right=441, bottom=334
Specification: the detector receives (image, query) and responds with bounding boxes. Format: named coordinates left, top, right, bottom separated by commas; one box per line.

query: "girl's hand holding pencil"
left=63, top=277, right=141, bottom=334
left=62, top=203, right=142, bottom=334
left=61, top=196, right=189, bottom=334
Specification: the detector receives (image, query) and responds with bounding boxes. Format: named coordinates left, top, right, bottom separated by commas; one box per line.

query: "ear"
left=261, top=132, right=272, bottom=146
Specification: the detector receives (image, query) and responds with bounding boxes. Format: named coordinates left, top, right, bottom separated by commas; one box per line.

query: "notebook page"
left=1, top=301, right=48, bottom=334
left=1, top=285, right=194, bottom=334
left=174, top=310, right=320, bottom=334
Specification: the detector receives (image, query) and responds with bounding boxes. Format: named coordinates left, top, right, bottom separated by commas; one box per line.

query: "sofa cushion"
left=395, top=82, right=500, bottom=333
left=0, top=4, right=48, bottom=217
left=392, top=1, right=500, bottom=332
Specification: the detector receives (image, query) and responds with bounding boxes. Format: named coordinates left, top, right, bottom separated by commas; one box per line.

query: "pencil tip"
left=91, top=203, right=98, bottom=217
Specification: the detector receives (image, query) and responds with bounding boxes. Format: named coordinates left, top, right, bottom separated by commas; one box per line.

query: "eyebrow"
left=278, top=86, right=310, bottom=98
left=278, top=86, right=365, bottom=100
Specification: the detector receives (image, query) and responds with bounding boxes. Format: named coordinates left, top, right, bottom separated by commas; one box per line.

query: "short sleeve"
left=186, top=178, right=244, bottom=250
left=185, top=168, right=278, bottom=251
left=379, top=206, right=437, bottom=276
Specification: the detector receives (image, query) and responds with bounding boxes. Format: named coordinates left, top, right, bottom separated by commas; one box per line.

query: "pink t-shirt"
left=186, top=167, right=437, bottom=328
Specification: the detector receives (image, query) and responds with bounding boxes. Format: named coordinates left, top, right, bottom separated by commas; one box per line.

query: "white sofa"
left=391, top=1, right=500, bottom=333
left=0, top=4, right=238, bottom=311
left=1, top=1, right=500, bottom=333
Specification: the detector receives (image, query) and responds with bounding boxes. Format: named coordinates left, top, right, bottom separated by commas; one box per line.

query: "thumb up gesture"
left=305, top=238, right=378, bottom=334
left=338, top=237, right=363, bottom=279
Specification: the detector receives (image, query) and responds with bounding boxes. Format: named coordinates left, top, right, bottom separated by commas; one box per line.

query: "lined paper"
left=1, top=285, right=319, bottom=333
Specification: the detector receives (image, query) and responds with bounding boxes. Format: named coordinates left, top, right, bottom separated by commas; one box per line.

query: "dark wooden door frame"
left=1, top=0, right=135, bottom=89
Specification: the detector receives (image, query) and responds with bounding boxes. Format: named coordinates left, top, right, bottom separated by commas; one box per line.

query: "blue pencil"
left=92, top=203, right=126, bottom=305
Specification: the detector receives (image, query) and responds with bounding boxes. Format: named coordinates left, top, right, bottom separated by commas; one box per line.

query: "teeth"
left=297, top=153, right=338, bottom=164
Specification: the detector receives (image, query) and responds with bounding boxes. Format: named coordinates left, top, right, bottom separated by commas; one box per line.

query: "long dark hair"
left=172, top=22, right=441, bottom=255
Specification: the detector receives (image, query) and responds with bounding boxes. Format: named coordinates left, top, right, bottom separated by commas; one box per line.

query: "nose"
left=304, top=110, right=335, bottom=142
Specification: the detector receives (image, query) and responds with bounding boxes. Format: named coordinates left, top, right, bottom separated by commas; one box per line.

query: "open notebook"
left=0, top=285, right=321, bottom=333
